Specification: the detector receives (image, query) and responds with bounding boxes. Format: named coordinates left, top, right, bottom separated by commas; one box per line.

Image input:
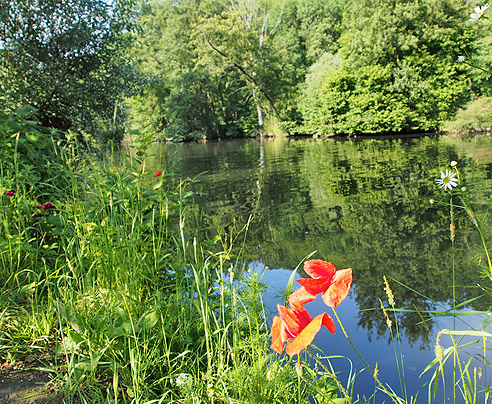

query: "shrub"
left=443, top=96, right=492, bottom=132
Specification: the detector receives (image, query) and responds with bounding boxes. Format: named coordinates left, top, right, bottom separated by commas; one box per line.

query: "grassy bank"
left=0, top=112, right=338, bottom=403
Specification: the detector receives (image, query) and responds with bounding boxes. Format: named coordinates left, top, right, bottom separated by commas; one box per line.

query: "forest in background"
left=2, top=0, right=492, bottom=141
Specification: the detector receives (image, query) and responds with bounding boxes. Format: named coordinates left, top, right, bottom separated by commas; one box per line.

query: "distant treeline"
left=1, top=0, right=491, bottom=141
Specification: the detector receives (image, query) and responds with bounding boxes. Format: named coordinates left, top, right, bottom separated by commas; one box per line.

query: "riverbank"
left=0, top=122, right=338, bottom=402
left=2, top=113, right=492, bottom=402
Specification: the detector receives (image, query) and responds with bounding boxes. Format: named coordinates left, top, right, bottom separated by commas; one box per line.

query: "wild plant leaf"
left=68, top=330, right=83, bottom=345
left=439, top=329, right=492, bottom=338
left=431, top=367, right=439, bottom=397
left=285, top=268, right=298, bottom=300
left=110, top=326, right=127, bottom=337
left=18, top=282, right=36, bottom=294
left=138, top=310, right=159, bottom=330
left=451, top=295, right=484, bottom=310
left=122, top=322, right=132, bottom=335
left=47, top=215, right=63, bottom=227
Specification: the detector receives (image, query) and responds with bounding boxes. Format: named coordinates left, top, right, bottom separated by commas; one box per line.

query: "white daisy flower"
left=470, top=4, right=489, bottom=21
left=436, top=169, right=458, bottom=191
left=175, top=374, right=188, bottom=385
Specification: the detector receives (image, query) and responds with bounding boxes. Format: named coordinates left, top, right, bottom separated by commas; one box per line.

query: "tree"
left=130, top=0, right=284, bottom=139
left=196, top=0, right=284, bottom=133
left=300, top=0, right=473, bottom=136
left=0, top=0, right=136, bottom=137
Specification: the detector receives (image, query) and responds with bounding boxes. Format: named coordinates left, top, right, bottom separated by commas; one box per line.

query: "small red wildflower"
left=153, top=170, right=162, bottom=177
left=44, top=235, right=51, bottom=241
left=5, top=191, right=14, bottom=196
left=42, top=202, right=56, bottom=210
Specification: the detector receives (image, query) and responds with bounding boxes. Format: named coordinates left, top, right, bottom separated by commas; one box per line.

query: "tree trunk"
left=254, top=88, right=264, bottom=136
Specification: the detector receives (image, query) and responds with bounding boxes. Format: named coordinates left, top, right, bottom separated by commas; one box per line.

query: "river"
left=141, top=134, right=492, bottom=402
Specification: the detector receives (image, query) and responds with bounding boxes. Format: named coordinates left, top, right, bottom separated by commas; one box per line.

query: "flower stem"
left=307, top=346, right=351, bottom=403
left=330, top=308, right=404, bottom=404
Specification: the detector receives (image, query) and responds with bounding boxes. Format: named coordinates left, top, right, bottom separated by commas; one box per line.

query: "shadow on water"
left=137, top=134, right=492, bottom=401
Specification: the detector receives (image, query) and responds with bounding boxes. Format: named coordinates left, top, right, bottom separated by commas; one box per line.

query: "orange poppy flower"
left=296, top=259, right=352, bottom=307
left=270, top=295, right=335, bottom=356
left=153, top=170, right=162, bottom=177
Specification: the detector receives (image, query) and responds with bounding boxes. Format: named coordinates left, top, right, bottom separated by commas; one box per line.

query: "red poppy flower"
left=153, top=171, right=162, bottom=177
left=270, top=295, right=335, bottom=356
left=296, top=259, right=353, bottom=307
left=5, top=191, right=14, bottom=196
left=288, top=285, right=317, bottom=306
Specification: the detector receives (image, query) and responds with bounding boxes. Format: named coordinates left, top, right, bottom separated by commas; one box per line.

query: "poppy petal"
left=304, top=259, right=336, bottom=279
left=277, top=304, right=302, bottom=338
left=285, top=313, right=335, bottom=356
left=322, top=268, right=352, bottom=307
left=270, top=316, right=285, bottom=353
left=297, top=276, right=333, bottom=295
left=288, top=297, right=313, bottom=330
left=321, top=312, right=336, bottom=334
left=288, top=287, right=316, bottom=306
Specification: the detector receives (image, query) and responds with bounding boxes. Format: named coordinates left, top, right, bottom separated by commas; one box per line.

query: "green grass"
left=0, top=119, right=338, bottom=403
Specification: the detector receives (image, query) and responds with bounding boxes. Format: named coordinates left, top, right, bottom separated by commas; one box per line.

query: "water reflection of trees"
left=299, top=137, right=489, bottom=347
left=154, top=136, right=492, bottom=347
left=342, top=196, right=482, bottom=347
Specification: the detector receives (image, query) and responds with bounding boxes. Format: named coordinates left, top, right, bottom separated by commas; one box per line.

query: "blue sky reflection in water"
left=142, top=135, right=492, bottom=401
left=258, top=263, right=490, bottom=403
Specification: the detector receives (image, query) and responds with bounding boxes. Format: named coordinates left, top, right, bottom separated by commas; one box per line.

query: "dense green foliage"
left=443, top=95, right=492, bottom=131
left=1, top=0, right=490, bottom=140
left=128, top=0, right=488, bottom=140
left=0, top=0, right=137, bottom=138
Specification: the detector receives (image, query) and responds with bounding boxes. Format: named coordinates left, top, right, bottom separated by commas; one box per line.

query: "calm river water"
left=142, top=134, right=492, bottom=402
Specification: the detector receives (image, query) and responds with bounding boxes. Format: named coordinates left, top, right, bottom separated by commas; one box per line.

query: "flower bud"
left=295, top=361, right=304, bottom=377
